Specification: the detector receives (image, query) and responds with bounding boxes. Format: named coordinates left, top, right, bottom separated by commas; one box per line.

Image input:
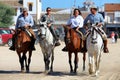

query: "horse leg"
left=95, top=52, right=101, bottom=76
left=50, top=49, right=54, bottom=72
left=74, top=52, right=78, bottom=73
left=21, top=53, right=27, bottom=73
left=68, top=52, right=73, bottom=73
left=83, top=52, right=86, bottom=71
left=44, top=53, right=50, bottom=73
left=26, top=50, right=32, bottom=73
left=17, top=52, right=24, bottom=72
left=88, top=54, right=94, bottom=75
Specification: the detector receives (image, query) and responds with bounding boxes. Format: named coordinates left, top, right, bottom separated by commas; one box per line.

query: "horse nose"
left=40, top=34, right=45, bottom=39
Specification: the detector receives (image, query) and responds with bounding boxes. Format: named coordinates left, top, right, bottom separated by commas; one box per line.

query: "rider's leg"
left=28, top=28, right=36, bottom=50
left=9, top=33, right=16, bottom=51
left=62, top=28, right=68, bottom=51
left=79, top=28, right=87, bottom=53
left=98, top=28, right=109, bottom=53
left=49, top=26, right=60, bottom=46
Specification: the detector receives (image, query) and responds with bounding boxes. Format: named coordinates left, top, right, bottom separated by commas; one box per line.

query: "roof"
left=0, top=0, right=23, bottom=7
left=105, top=3, right=120, bottom=12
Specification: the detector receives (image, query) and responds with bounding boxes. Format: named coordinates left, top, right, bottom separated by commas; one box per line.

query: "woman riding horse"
left=63, top=8, right=86, bottom=73
left=62, top=8, right=86, bottom=52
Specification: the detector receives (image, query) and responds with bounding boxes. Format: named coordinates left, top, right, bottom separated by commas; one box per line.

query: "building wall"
left=23, top=0, right=42, bottom=22
left=23, top=0, right=37, bottom=14
left=105, top=4, right=120, bottom=23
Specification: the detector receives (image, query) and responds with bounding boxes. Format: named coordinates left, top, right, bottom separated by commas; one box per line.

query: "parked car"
left=0, top=28, right=14, bottom=46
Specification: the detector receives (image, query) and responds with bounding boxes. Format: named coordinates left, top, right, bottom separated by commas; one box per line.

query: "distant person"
left=115, top=32, right=118, bottom=43
left=111, top=31, right=115, bottom=43
left=40, top=7, right=60, bottom=46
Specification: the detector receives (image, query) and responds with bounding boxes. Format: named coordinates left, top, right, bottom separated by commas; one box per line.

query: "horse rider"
left=40, top=7, right=60, bottom=46
left=83, top=5, right=109, bottom=53
left=62, top=8, right=86, bottom=52
left=9, top=7, right=36, bottom=51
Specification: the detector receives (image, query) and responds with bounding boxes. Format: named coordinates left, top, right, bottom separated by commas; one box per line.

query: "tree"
left=0, top=3, right=15, bottom=28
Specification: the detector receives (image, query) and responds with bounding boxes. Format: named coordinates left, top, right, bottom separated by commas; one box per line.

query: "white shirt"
left=67, top=15, right=84, bottom=28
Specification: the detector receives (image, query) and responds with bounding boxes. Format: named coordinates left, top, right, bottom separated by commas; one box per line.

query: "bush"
left=0, top=3, right=15, bottom=27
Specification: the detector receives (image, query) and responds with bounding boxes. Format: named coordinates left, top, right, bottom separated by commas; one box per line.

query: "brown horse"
left=15, top=29, right=33, bottom=73
left=64, top=26, right=86, bottom=73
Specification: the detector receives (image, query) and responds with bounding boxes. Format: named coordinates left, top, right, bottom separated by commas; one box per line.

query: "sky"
left=41, top=0, right=120, bottom=11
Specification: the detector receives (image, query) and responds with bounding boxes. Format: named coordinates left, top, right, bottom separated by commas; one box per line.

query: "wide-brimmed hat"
left=23, top=7, right=28, bottom=11
left=90, top=5, right=97, bottom=9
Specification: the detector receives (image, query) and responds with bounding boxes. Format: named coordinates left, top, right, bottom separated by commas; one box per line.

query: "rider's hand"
left=97, top=23, right=103, bottom=27
left=24, top=24, right=30, bottom=29
left=76, top=27, right=79, bottom=32
left=47, top=23, right=51, bottom=27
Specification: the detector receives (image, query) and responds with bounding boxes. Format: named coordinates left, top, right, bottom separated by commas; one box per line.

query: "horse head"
left=38, top=22, right=47, bottom=40
left=15, top=29, right=31, bottom=49
left=90, top=25, right=99, bottom=44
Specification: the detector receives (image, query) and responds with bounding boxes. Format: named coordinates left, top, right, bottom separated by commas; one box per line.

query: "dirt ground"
left=0, top=39, right=120, bottom=80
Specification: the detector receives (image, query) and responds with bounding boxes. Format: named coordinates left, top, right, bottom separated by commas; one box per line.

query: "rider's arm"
left=84, top=15, right=90, bottom=25
left=97, top=14, right=104, bottom=27
left=29, top=15, right=34, bottom=27
left=15, top=18, right=19, bottom=29
left=100, top=14, right=104, bottom=25
left=66, top=18, right=72, bottom=26
left=78, top=16, right=84, bottom=28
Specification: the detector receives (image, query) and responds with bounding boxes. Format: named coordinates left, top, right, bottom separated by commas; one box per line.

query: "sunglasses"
left=47, top=9, right=51, bottom=11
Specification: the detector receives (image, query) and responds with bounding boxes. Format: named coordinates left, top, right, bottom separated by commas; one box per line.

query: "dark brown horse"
left=64, top=25, right=86, bottom=73
left=15, top=29, right=33, bottom=73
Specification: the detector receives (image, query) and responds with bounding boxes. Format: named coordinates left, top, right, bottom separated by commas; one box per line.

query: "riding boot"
left=49, top=27, right=60, bottom=46
left=80, top=40, right=87, bottom=53
left=62, top=36, right=68, bottom=52
left=9, top=34, right=15, bottom=51
left=103, top=40, right=109, bottom=53
left=30, top=38, right=36, bottom=51
left=62, top=28, right=68, bottom=51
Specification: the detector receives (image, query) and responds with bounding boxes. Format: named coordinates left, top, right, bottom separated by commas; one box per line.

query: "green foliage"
left=0, top=3, right=15, bottom=28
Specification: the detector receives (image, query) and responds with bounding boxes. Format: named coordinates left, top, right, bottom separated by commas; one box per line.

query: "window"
left=28, top=2, right=33, bottom=11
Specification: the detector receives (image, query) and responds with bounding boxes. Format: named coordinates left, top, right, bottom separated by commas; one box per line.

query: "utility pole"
left=73, top=0, right=76, bottom=8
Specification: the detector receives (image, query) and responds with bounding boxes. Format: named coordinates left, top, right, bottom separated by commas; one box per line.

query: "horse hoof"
left=50, top=70, right=53, bottom=73
left=26, top=70, right=30, bottom=73
left=73, top=71, right=77, bottom=74
left=89, top=71, right=94, bottom=75
left=45, top=70, right=49, bottom=74
left=70, top=70, right=73, bottom=73
left=21, top=70, right=25, bottom=73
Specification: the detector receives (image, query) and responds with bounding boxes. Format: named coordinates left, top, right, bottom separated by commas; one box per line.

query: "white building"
left=23, top=0, right=42, bottom=23
left=0, top=0, right=42, bottom=29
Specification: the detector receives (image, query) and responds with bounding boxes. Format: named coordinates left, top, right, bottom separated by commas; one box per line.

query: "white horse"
left=38, top=21, right=55, bottom=73
left=86, top=25, right=103, bottom=76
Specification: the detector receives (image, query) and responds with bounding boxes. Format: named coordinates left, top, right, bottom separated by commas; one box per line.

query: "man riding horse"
left=83, top=5, right=109, bottom=53
left=40, top=7, right=60, bottom=46
left=9, top=7, right=36, bottom=51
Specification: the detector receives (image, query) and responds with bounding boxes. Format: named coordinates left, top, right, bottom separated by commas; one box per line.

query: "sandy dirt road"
left=0, top=39, right=120, bottom=80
